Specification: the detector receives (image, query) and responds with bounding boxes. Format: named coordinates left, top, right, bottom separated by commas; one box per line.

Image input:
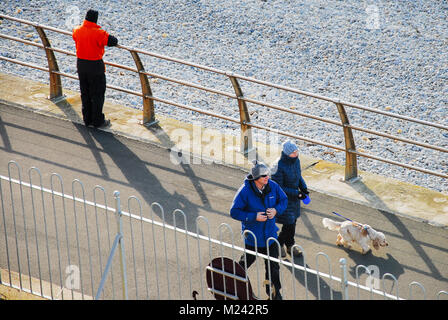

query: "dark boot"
left=272, top=291, right=283, bottom=300
left=264, top=280, right=275, bottom=299
left=286, top=246, right=303, bottom=258
left=280, top=245, right=287, bottom=258
left=264, top=280, right=283, bottom=300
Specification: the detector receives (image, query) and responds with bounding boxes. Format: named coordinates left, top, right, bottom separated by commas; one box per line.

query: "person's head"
left=248, top=161, right=270, bottom=186
left=85, top=9, right=98, bottom=24
left=282, top=140, right=298, bottom=158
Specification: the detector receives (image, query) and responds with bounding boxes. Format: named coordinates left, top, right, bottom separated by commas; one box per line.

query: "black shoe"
left=95, top=119, right=111, bottom=128
left=286, top=246, right=303, bottom=258
left=272, top=292, right=283, bottom=300
left=280, top=246, right=287, bottom=258
left=265, top=282, right=282, bottom=300
left=264, top=280, right=275, bottom=299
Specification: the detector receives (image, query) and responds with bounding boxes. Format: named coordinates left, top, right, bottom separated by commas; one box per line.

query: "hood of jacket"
left=244, top=177, right=271, bottom=197
left=280, top=151, right=298, bottom=164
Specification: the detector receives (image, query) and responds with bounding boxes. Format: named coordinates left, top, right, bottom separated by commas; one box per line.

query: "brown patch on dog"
left=372, top=239, right=380, bottom=250
left=361, top=227, right=368, bottom=237
left=352, top=222, right=369, bottom=237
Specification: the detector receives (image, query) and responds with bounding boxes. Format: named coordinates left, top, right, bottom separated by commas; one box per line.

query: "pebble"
left=0, top=0, right=447, bottom=192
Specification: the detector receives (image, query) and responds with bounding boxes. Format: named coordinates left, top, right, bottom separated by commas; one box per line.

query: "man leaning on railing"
left=72, top=9, right=118, bottom=129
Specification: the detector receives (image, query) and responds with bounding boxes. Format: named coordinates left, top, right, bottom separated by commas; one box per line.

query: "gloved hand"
left=107, top=35, right=118, bottom=47
left=300, top=188, right=309, bottom=195
left=297, top=192, right=307, bottom=200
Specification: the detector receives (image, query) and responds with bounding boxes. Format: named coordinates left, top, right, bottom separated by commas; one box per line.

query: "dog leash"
left=331, top=211, right=353, bottom=222
left=332, top=211, right=368, bottom=230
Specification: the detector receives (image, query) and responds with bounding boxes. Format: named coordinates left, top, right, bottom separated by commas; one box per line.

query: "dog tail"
left=322, top=218, right=342, bottom=231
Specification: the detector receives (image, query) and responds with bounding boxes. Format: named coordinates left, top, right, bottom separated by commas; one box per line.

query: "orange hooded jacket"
left=72, top=20, right=109, bottom=61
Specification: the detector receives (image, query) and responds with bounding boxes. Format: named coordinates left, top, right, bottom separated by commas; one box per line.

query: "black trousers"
left=238, top=243, right=281, bottom=296
left=78, top=72, right=106, bottom=127
left=278, top=222, right=297, bottom=248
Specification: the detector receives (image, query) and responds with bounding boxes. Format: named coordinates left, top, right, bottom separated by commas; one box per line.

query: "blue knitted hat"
left=282, top=140, right=298, bottom=155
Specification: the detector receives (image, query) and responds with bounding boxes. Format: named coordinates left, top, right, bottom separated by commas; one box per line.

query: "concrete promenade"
left=0, top=72, right=447, bottom=300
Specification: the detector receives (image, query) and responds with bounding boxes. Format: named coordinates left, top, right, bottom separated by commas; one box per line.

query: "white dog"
left=322, top=218, right=388, bottom=254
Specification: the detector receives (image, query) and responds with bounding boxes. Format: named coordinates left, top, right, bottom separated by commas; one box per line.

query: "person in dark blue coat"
left=271, top=140, right=309, bottom=258
left=230, top=161, right=287, bottom=299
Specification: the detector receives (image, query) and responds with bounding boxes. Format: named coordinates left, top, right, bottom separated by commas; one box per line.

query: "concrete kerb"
left=0, top=72, right=447, bottom=230
left=0, top=284, right=47, bottom=300
left=0, top=268, right=90, bottom=300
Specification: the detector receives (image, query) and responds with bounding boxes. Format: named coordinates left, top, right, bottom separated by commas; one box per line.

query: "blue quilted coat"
left=230, top=178, right=287, bottom=248
left=271, top=152, right=308, bottom=225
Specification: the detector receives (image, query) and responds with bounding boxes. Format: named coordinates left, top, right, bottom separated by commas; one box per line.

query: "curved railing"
left=0, top=14, right=446, bottom=182
left=2, top=160, right=446, bottom=300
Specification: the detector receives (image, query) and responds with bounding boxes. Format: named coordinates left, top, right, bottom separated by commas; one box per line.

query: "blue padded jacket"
left=230, top=178, right=287, bottom=248
left=271, top=152, right=308, bottom=225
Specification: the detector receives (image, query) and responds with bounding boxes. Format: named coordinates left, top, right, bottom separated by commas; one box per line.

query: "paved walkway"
left=0, top=73, right=447, bottom=300
left=0, top=73, right=446, bottom=228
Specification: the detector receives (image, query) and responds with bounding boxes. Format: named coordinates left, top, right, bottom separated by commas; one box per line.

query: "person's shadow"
left=53, top=99, right=207, bottom=233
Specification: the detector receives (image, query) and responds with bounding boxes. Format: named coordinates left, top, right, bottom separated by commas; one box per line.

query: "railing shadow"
left=0, top=115, right=12, bottom=151
left=52, top=98, right=203, bottom=233
left=143, top=122, right=212, bottom=211
left=348, top=179, right=446, bottom=283
left=284, top=255, right=343, bottom=300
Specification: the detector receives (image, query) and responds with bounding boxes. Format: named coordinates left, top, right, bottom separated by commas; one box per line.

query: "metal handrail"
left=0, top=14, right=446, bottom=182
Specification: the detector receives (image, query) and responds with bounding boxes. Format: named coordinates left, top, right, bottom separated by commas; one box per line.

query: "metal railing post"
left=382, top=273, right=399, bottom=300
left=339, top=258, right=349, bottom=300
left=34, top=26, right=64, bottom=101
left=315, top=252, right=333, bottom=300
left=113, top=191, right=128, bottom=300
left=409, top=281, right=426, bottom=300
left=95, top=233, right=123, bottom=300
left=437, top=291, right=448, bottom=300
left=128, top=49, right=158, bottom=127
left=227, top=73, right=255, bottom=156
left=335, top=102, right=358, bottom=181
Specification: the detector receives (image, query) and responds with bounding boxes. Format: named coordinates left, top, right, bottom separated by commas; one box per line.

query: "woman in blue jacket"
left=271, top=140, right=309, bottom=258
left=230, top=161, right=287, bottom=299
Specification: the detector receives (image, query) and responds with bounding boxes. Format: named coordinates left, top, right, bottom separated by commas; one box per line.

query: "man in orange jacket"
left=72, top=9, right=118, bottom=128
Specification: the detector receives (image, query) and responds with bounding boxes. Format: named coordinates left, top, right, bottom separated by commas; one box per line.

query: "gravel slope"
left=0, top=0, right=447, bottom=192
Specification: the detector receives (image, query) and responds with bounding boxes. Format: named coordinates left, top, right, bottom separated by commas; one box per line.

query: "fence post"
left=227, top=73, right=255, bottom=156
left=382, top=273, right=399, bottom=300
left=113, top=191, right=128, bottom=300
left=339, top=258, right=349, bottom=300
left=34, top=26, right=64, bottom=102
left=335, top=102, right=358, bottom=181
left=437, top=291, right=448, bottom=300
left=95, top=233, right=123, bottom=300
left=129, top=50, right=158, bottom=127
left=409, top=281, right=426, bottom=300
left=315, top=252, right=333, bottom=300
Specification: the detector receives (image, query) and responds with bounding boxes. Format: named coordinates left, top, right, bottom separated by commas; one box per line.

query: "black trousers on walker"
left=238, top=242, right=281, bottom=296
left=78, top=71, right=106, bottom=127
left=278, top=222, right=297, bottom=248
